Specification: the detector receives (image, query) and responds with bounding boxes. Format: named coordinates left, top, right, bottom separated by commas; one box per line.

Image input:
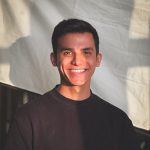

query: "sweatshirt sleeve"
left=119, top=115, right=140, bottom=150
left=4, top=110, right=33, bottom=150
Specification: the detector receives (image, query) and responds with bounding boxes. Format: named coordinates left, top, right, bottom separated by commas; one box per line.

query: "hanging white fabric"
left=0, top=0, right=150, bottom=130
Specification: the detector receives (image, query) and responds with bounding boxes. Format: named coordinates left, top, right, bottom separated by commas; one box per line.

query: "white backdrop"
left=0, top=0, right=150, bottom=130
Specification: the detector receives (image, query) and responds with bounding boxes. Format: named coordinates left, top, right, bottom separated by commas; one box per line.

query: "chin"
left=69, top=80, right=89, bottom=87
left=61, top=76, right=90, bottom=87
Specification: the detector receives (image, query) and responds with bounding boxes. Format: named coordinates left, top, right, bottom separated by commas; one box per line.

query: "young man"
left=4, top=19, right=139, bottom=150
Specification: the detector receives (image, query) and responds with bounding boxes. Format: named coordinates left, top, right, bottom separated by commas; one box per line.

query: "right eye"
left=63, top=50, right=72, bottom=56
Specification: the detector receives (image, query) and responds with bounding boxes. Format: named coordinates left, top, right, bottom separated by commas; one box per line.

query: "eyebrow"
left=59, top=47, right=94, bottom=52
left=82, top=47, right=94, bottom=51
left=60, top=48, right=73, bottom=51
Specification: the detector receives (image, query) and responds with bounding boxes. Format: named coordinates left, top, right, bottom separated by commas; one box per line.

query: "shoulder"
left=92, top=94, right=137, bottom=141
left=14, top=89, right=56, bottom=120
left=92, top=94, right=139, bottom=150
left=92, top=93, right=131, bottom=124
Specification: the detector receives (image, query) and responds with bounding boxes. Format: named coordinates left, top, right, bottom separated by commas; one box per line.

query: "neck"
left=57, top=84, right=91, bottom=101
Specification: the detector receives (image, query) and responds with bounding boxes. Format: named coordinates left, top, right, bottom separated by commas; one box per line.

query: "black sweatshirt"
left=4, top=86, right=139, bottom=150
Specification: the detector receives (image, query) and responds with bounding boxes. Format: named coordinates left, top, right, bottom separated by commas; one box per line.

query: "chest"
left=32, top=108, right=121, bottom=150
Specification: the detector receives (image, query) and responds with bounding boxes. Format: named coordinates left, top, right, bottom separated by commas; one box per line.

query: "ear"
left=96, top=52, right=102, bottom=67
left=50, top=52, right=57, bottom=66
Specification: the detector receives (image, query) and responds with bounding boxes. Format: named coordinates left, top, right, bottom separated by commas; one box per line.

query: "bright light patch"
left=0, top=0, right=30, bottom=48
left=127, top=66, right=150, bottom=130
left=129, top=0, right=150, bottom=39
left=0, top=63, right=12, bottom=84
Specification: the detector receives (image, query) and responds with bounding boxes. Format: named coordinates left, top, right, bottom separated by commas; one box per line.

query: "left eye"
left=84, top=51, right=91, bottom=55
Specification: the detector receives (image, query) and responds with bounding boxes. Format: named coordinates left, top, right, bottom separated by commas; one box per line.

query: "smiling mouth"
left=70, top=69, right=86, bottom=73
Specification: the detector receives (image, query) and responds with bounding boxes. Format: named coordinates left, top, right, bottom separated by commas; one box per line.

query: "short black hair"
left=51, top=18, right=99, bottom=56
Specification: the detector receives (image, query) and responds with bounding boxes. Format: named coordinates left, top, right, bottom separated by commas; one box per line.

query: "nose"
left=71, top=53, right=85, bottom=66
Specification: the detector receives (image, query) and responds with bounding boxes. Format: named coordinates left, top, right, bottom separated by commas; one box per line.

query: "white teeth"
left=71, top=69, right=85, bottom=73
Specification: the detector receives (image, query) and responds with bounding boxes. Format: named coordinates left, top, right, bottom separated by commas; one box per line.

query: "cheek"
left=88, top=58, right=97, bottom=67
left=60, top=56, right=72, bottom=66
left=58, top=59, right=70, bottom=73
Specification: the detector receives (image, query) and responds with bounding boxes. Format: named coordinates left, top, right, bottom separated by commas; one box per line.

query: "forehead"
left=57, top=32, right=95, bottom=48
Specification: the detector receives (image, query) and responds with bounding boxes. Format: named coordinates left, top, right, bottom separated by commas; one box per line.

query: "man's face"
left=51, top=32, right=102, bottom=87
